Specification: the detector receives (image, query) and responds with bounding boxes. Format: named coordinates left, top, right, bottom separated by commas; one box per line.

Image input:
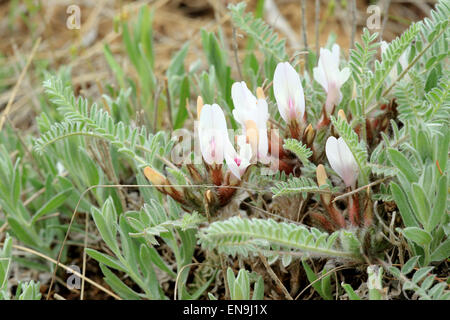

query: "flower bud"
left=256, top=86, right=265, bottom=100
left=316, top=164, right=331, bottom=205
left=144, top=166, right=168, bottom=186
left=337, top=109, right=347, bottom=122
left=304, top=124, right=316, bottom=146
left=196, top=96, right=204, bottom=120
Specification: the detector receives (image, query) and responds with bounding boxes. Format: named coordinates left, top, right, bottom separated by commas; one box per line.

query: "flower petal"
left=198, top=104, right=229, bottom=165
left=325, top=136, right=359, bottom=187
left=232, top=81, right=257, bottom=111
left=338, top=67, right=351, bottom=87
left=313, top=65, right=328, bottom=92
left=273, top=62, right=305, bottom=123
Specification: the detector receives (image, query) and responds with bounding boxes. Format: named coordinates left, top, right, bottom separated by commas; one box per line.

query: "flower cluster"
left=144, top=44, right=375, bottom=228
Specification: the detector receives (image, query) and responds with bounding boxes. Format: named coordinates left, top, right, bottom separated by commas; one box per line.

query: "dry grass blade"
left=0, top=37, right=41, bottom=132
left=4, top=243, right=121, bottom=300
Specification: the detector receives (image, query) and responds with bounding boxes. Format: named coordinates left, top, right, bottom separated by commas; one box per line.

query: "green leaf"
left=31, top=188, right=73, bottom=225
left=302, top=260, right=331, bottom=300
left=91, top=206, right=119, bottom=255
left=208, top=293, right=218, bottom=300
left=103, top=44, right=126, bottom=88
left=7, top=217, right=38, bottom=247
left=402, top=227, right=432, bottom=247
left=173, top=75, right=190, bottom=129
left=430, top=238, right=450, bottom=262
left=283, top=139, right=313, bottom=166
left=390, top=182, right=418, bottom=228
left=190, top=271, right=218, bottom=300
left=412, top=267, right=434, bottom=284
left=227, top=268, right=236, bottom=298
left=387, top=148, right=418, bottom=183
left=99, top=264, right=141, bottom=300
left=341, top=283, right=361, bottom=300
left=11, top=160, right=21, bottom=204
left=401, top=256, right=420, bottom=275
left=252, top=275, right=264, bottom=300
left=145, top=246, right=177, bottom=279
left=271, top=177, right=320, bottom=198
left=228, top=2, right=287, bottom=61
left=429, top=175, right=447, bottom=230
left=199, top=216, right=354, bottom=259
left=167, top=42, right=189, bottom=78
left=85, top=248, right=126, bottom=272
left=411, top=183, right=431, bottom=227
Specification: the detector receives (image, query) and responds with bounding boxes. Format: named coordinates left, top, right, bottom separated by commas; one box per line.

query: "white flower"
left=231, top=81, right=269, bottom=163
left=198, top=103, right=230, bottom=166
left=224, top=135, right=252, bottom=180
left=273, top=62, right=305, bottom=124
left=325, top=136, right=359, bottom=187
left=313, top=44, right=350, bottom=113
left=381, top=41, right=409, bottom=81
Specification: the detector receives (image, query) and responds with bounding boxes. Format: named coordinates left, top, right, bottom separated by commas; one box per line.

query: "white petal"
left=232, top=108, right=245, bottom=126
left=232, top=82, right=257, bottom=111
left=325, top=136, right=344, bottom=178
left=273, top=63, right=290, bottom=122
left=273, top=62, right=305, bottom=122
left=198, top=104, right=229, bottom=165
left=338, top=67, right=350, bottom=87
left=336, top=137, right=359, bottom=186
left=224, top=141, right=241, bottom=180
left=321, top=49, right=339, bottom=84
left=331, top=44, right=340, bottom=64
left=325, top=136, right=359, bottom=187
left=313, top=65, right=328, bottom=92
left=325, top=83, right=341, bottom=113
left=256, top=98, right=269, bottom=122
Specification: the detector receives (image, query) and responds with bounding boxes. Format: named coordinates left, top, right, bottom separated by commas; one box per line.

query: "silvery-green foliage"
left=302, top=260, right=333, bottom=300
left=282, top=139, right=313, bottom=167
left=271, top=177, right=327, bottom=198
left=88, top=197, right=211, bottom=300
left=0, top=146, right=68, bottom=255
left=228, top=2, right=288, bottom=62
left=198, top=216, right=359, bottom=261
left=5, top=0, right=448, bottom=301
left=387, top=125, right=449, bottom=266
left=229, top=268, right=264, bottom=300
left=359, top=0, right=450, bottom=270
left=208, top=268, right=264, bottom=300
left=388, top=256, right=450, bottom=300
left=35, top=75, right=174, bottom=168
left=0, top=235, right=41, bottom=300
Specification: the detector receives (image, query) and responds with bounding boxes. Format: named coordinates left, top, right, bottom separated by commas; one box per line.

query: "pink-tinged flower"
left=224, top=135, right=252, bottom=180
left=313, top=44, right=350, bottom=113
left=381, top=41, right=409, bottom=81
left=273, top=62, right=305, bottom=124
left=198, top=104, right=230, bottom=166
left=231, top=81, right=269, bottom=163
left=325, top=136, right=359, bottom=188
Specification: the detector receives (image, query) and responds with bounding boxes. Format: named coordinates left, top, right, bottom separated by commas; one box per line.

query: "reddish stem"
left=348, top=192, right=360, bottom=227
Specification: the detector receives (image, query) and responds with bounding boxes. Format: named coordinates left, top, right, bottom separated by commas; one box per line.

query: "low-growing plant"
left=0, top=0, right=448, bottom=300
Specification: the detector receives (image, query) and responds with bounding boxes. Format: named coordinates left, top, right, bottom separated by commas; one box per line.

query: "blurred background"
left=0, top=0, right=435, bottom=132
